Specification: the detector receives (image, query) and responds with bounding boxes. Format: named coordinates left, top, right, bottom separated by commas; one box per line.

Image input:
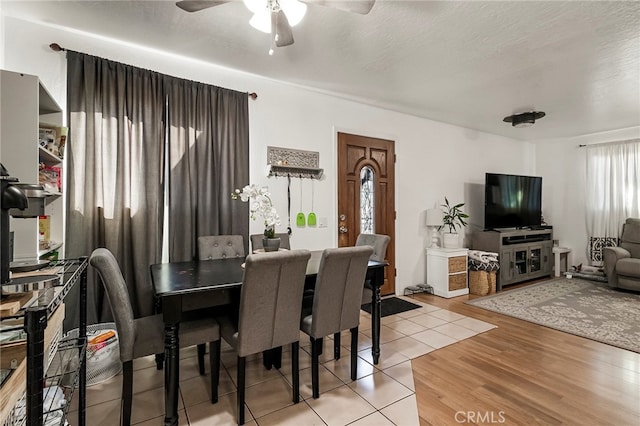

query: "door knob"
left=339, top=225, right=348, bottom=234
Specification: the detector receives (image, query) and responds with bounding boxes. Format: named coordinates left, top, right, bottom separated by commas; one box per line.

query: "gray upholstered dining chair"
left=89, top=248, right=221, bottom=426
left=356, top=233, right=391, bottom=303
left=216, top=249, right=311, bottom=425
left=300, top=246, right=373, bottom=398
left=198, top=235, right=245, bottom=260
left=356, top=233, right=390, bottom=263
left=250, top=232, right=291, bottom=252
left=185, top=235, right=246, bottom=374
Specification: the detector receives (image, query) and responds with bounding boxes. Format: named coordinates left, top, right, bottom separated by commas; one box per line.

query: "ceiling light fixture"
left=503, top=111, right=546, bottom=128
left=244, top=0, right=307, bottom=34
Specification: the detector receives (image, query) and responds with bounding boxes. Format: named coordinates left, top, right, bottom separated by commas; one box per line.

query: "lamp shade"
left=426, top=208, right=443, bottom=227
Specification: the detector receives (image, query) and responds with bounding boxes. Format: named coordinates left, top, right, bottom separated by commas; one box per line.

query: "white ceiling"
left=3, top=0, right=640, bottom=141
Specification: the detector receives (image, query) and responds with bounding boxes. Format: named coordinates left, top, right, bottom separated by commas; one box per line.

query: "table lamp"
left=426, top=208, right=443, bottom=248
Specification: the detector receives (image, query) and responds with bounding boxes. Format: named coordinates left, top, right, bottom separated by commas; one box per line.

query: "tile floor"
left=69, top=296, right=496, bottom=425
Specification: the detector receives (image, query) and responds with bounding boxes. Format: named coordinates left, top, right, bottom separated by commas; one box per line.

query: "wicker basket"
left=469, top=270, right=496, bottom=296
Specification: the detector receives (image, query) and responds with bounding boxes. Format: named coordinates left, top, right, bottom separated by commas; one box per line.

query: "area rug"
left=361, top=297, right=421, bottom=317
left=466, top=278, right=640, bottom=353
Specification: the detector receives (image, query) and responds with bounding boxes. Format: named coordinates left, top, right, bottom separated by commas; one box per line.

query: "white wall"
left=2, top=17, right=535, bottom=294
left=536, top=126, right=640, bottom=267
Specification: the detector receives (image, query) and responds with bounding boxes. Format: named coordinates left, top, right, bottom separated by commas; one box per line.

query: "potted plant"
left=441, top=197, right=469, bottom=248
left=232, top=184, right=281, bottom=251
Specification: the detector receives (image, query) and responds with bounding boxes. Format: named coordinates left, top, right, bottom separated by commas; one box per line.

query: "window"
left=360, top=166, right=375, bottom=234
left=586, top=139, right=640, bottom=261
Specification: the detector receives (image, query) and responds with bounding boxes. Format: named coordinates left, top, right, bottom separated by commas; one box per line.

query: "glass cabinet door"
left=514, top=249, right=528, bottom=275
left=501, top=248, right=514, bottom=283
left=529, top=247, right=542, bottom=272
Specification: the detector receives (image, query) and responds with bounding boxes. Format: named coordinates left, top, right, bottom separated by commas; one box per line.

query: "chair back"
left=198, top=235, right=245, bottom=260
left=89, top=248, right=136, bottom=362
left=620, top=218, right=640, bottom=258
left=356, top=233, right=390, bottom=262
left=236, top=249, right=311, bottom=357
left=309, top=246, right=373, bottom=338
left=250, top=233, right=291, bottom=252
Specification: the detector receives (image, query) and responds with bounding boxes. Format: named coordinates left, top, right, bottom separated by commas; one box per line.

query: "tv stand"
left=473, top=228, right=553, bottom=290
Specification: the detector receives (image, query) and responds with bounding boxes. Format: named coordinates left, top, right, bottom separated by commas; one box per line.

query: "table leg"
left=371, top=279, right=381, bottom=365
left=554, top=251, right=561, bottom=277
left=164, top=322, right=180, bottom=426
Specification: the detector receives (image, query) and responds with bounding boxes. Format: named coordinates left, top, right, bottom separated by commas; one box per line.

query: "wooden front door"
left=337, top=132, right=396, bottom=295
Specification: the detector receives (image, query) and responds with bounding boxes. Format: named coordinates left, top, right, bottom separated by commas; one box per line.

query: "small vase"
left=262, top=237, right=281, bottom=252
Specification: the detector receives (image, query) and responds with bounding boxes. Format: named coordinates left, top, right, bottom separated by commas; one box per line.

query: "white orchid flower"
left=231, top=183, right=281, bottom=237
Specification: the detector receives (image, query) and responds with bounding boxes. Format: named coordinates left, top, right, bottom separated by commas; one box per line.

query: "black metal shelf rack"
left=1, top=258, right=88, bottom=426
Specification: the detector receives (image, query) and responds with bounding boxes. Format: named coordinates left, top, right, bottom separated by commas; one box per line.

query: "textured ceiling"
left=3, top=0, right=640, bottom=141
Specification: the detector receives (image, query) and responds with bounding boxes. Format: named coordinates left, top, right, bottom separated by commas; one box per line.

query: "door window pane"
left=360, top=166, right=375, bottom=234
left=530, top=248, right=541, bottom=272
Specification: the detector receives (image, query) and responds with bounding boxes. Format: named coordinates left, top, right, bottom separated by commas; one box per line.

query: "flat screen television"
left=484, top=173, right=542, bottom=230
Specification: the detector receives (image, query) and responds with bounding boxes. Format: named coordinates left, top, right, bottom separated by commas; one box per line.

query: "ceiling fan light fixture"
left=514, top=119, right=534, bottom=128
left=280, top=0, right=307, bottom=26
left=243, top=0, right=265, bottom=14
left=503, top=111, right=546, bottom=128
left=247, top=0, right=306, bottom=33
left=249, top=9, right=272, bottom=33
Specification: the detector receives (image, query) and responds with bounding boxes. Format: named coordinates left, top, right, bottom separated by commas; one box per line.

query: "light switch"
left=318, top=217, right=328, bottom=228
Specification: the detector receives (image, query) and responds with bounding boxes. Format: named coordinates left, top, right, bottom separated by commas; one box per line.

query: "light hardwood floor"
left=411, top=286, right=640, bottom=426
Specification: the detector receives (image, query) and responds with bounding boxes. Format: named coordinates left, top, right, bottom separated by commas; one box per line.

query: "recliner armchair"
left=603, top=218, right=640, bottom=292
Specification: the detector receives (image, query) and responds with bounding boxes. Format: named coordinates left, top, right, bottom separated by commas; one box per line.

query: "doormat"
left=361, top=297, right=421, bottom=317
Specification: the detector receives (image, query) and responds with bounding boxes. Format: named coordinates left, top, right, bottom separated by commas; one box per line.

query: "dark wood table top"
left=150, top=256, right=245, bottom=296
left=150, top=250, right=386, bottom=297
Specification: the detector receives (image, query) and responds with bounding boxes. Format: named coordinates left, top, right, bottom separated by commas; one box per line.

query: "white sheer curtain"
left=586, top=139, right=640, bottom=258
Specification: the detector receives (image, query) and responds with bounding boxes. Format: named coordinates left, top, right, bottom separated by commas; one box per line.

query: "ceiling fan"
left=176, top=0, right=376, bottom=54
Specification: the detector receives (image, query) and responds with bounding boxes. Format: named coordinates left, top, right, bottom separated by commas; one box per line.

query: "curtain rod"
left=49, top=42, right=258, bottom=100
left=578, top=138, right=640, bottom=148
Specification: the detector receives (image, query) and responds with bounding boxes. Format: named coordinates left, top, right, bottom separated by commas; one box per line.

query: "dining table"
left=150, top=250, right=386, bottom=426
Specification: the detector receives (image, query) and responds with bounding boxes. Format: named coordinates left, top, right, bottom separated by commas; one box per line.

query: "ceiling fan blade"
left=175, top=1, right=230, bottom=13
left=303, top=0, right=375, bottom=15
left=272, top=10, right=294, bottom=47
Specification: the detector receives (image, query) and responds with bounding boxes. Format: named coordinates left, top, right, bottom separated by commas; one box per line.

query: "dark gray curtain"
left=165, top=77, right=249, bottom=261
left=65, top=52, right=250, bottom=326
left=66, top=51, right=165, bottom=323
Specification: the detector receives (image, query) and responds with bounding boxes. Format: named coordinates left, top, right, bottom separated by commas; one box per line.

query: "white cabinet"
left=426, top=247, right=469, bottom=298
left=0, top=70, right=64, bottom=260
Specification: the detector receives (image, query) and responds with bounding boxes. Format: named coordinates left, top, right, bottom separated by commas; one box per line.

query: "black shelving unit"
left=1, top=258, right=87, bottom=426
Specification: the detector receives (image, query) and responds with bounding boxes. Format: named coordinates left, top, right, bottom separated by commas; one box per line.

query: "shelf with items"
left=268, top=164, right=324, bottom=179
left=0, top=258, right=88, bottom=426
left=1, top=70, right=65, bottom=260
left=38, top=153, right=62, bottom=196
left=37, top=146, right=63, bottom=167
left=38, top=242, right=63, bottom=260
left=38, top=215, right=62, bottom=261
left=266, top=146, right=323, bottom=179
